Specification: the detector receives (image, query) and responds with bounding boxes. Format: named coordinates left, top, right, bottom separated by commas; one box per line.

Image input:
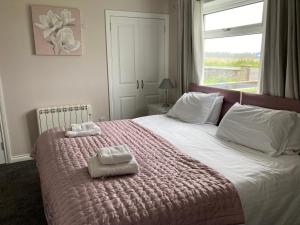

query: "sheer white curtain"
left=261, top=0, right=300, bottom=100
left=177, top=0, right=204, bottom=95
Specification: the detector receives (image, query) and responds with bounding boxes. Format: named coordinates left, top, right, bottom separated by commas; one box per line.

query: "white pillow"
left=285, top=114, right=300, bottom=153
left=206, top=96, right=224, bottom=125
left=216, top=103, right=297, bottom=156
left=167, top=92, right=218, bottom=124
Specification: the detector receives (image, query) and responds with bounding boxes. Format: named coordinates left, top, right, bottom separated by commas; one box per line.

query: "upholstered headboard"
left=189, top=83, right=240, bottom=122
left=189, top=83, right=300, bottom=123
left=241, top=92, right=300, bottom=113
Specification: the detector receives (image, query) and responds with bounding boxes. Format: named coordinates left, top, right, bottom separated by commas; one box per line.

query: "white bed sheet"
left=133, top=115, right=300, bottom=225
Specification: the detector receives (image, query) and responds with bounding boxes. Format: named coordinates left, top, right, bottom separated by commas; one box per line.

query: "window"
left=203, top=0, right=265, bottom=93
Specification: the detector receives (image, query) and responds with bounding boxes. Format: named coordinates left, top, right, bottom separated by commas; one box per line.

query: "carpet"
left=0, top=160, right=47, bottom=225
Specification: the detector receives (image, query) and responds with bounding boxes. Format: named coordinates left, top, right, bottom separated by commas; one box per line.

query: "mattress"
left=133, top=115, right=300, bottom=225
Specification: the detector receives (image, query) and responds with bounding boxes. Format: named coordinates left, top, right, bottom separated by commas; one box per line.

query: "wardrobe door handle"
left=136, top=80, right=139, bottom=89
left=141, top=80, right=144, bottom=89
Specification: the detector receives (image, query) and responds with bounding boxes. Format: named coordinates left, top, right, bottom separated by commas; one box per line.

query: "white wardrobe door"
left=110, top=17, right=141, bottom=120
left=109, top=14, right=168, bottom=120
left=138, top=18, right=166, bottom=115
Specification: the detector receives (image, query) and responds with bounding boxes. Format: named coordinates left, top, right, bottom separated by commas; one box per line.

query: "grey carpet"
left=0, top=160, right=47, bottom=225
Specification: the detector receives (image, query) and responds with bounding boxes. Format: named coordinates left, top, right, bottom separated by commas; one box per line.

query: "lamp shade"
left=159, top=78, right=174, bottom=89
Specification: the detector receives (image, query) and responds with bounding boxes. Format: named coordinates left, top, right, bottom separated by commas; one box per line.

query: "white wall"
left=0, top=0, right=170, bottom=161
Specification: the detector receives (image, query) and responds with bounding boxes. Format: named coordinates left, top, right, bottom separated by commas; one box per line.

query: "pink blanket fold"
left=33, top=120, right=244, bottom=225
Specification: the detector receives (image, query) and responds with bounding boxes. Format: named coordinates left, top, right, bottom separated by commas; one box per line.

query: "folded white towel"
left=66, top=129, right=101, bottom=138
left=71, top=122, right=98, bottom=132
left=71, top=124, right=83, bottom=132
left=97, top=145, right=132, bottom=165
left=66, top=122, right=101, bottom=137
left=88, top=156, right=139, bottom=178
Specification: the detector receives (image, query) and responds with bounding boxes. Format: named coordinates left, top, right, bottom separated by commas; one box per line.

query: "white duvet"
left=133, top=115, right=300, bottom=225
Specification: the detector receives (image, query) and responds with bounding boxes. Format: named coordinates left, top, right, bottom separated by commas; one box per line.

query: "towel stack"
left=88, top=145, right=139, bottom=178
left=65, top=122, right=101, bottom=137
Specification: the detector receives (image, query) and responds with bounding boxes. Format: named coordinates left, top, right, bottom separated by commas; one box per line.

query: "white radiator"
left=36, top=104, right=92, bottom=134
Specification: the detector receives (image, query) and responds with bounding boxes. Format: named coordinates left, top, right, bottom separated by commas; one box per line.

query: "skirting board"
left=10, top=154, right=32, bottom=163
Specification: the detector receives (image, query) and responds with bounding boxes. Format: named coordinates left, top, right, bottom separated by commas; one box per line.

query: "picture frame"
left=31, top=5, right=82, bottom=56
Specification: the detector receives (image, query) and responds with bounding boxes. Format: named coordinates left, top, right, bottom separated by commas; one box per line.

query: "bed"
left=33, top=84, right=300, bottom=225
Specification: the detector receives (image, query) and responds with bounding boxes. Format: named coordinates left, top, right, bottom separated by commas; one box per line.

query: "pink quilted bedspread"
left=33, top=120, right=244, bottom=225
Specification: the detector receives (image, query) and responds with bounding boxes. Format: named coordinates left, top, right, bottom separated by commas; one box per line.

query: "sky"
left=204, top=2, right=264, bottom=53
left=205, top=34, right=263, bottom=53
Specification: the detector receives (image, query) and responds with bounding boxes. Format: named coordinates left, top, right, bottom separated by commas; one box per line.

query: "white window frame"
left=203, top=0, right=265, bottom=39
left=202, top=0, right=268, bottom=92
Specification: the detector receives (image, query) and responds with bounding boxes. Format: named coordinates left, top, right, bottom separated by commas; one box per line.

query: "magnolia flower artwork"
left=31, top=5, right=82, bottom=56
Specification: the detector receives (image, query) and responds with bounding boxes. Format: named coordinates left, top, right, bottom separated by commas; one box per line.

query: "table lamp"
left=159, top=78, right=174, bottom=107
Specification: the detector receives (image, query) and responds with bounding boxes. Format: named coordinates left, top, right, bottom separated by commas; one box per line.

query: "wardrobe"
left=106, top=11, right=169, bottom=120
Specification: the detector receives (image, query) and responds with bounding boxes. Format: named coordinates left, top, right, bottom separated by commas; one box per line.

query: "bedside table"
left=147, top=104, right=172, bottom=115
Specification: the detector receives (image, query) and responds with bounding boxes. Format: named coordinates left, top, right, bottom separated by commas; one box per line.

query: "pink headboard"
left=241, top=92, right=300, bottom=113
left=189, top=83, right=240, bottom=122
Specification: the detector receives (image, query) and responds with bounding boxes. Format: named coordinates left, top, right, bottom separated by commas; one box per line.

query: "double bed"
left=33, top=84, right=300, bottom=225
left=135, top=115, right=300, bottom=225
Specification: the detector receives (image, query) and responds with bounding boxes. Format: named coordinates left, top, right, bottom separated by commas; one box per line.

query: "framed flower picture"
left=31, top=5, right=82, bottom=56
